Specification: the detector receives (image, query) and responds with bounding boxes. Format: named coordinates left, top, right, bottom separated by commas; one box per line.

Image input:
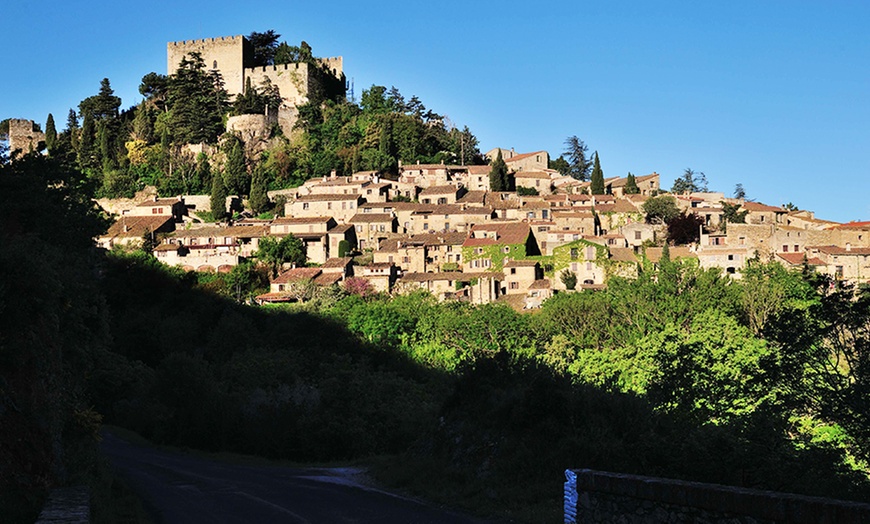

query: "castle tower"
left=6, top=119, right=45, bottom=158
left=167, top=35, right=252, bottom=96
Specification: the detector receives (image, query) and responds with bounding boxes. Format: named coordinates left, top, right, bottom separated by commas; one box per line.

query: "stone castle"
left=167, top=35, right=345, bottom=135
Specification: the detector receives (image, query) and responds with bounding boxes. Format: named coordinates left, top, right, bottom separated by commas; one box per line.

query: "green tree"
left=167, top=52, right=229, bottom=144
left=666, top=212, right=705, bottom=245
left=256, top=235, right=307, bottom=277
left=79, top=78, right=121, bottom=121
left=734, top=183, right=746, bottom=200
left=489, top=150, right=508, bottom=191
left=549, top=155, right=570, bottom=175
left=720, top=201, right=748, bottom=233
left=223, top=137, right=248, bottom=196
left=590, top=151, right=605, bottom=194
left=671, top=167, right=707, bottom=194
left=642, top=195, right=680, bottom=224
left=44, top=113, right=57, bottom=153
left=210, top=167, right=228, bottom=221
left=248, top=164, right=270, bottom=215
left=77, top=113, right=98, bottom=171
left=624, top=173, right=640, bottom=194
left=560, top=269, right=577, bottom=290
left=563, top=135, right=592, bottom=181
left=248, top=30, right=281, bottom=66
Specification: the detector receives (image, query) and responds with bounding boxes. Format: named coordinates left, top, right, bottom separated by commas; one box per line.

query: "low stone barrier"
left=565, top=469, right=870, bottom=524
left=35, top=486, right=90, bottom=524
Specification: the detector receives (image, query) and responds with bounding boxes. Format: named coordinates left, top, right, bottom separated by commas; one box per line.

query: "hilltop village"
left=96, top=152, right=870, bottom=309
left=5, top=32, right=869, bottom=309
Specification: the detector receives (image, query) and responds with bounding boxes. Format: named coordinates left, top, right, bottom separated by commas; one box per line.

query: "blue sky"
left=3, top=1, right=868, bottom=222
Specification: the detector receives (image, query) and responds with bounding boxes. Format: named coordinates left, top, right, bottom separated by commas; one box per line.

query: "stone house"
left=462, top=222, right=539, bottom=272
left=128, top=196, right=187, bottom=222
left=743, top=202, right=787, bottom=226
left=286, top=193, right=362, bottom=223
left=97, top=215, right=175, bottom=250
left=270, top=216, right=337, bottom=264
left=515, top=171, right=554, bottom=195
left=357, top=262, right=398, bottom=293
left=349, top=213, right=396, bottom=251
left=806, top=245, right=870, bottom=283
left=503, top=260, right=543, bottom=295
left=419, top=185, right=465, bottom=205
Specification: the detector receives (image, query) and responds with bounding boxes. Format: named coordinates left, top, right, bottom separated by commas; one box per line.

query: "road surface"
left=101, top=431, right=502, bottom=524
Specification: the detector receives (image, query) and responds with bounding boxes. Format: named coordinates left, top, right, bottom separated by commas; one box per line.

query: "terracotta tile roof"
left=400, top=271, right=467, bottom=283
left=743, top=202, right=784, bottom=213
left=295, top=193, right=361, bottom=202
left=830, top=221, right=870, bottom=230
left=322, top=257, right=353, bottom=269
left=254, top=292, right=296, bottom=303
left=349, top=213, right=394, bottom=223
left=400, top=163, right=453, bottom=171
left=313, top=272, right=343, bottom=285
left=419, top=185, right=459, bottom=196
left=514, top=170, right=551, bottom=179
left=360, top=202, right=420, bottom=211
left=153, top=243, right=181, bottom=252
left=609, top=247, right=637, bottom=263
left=468, top=222, right=531, bottom=245
left=415, top=231, right=468, bottom=246
left=328, top=224, right=354, bottom=234
left=272, top=216, right=333, bottom=225
left=466, top=165, right=490, bottom=175
left=135, top=197, right=181, bottom=207
left=504, top=259, right=539, bottom=268
left=528, top=279, right=551, bottom=290
left=504, top=150, right=547, bottom=163
left=273, top=267, right=322, bottom=284
left=104, top=216, right=173, bottom=238
left=814, top=245, right=870, bottom=256
left=457, top=191, right=488, bottom=205
left=776, top=253, right=826, bottom=266
left=362, top=262, right=394, bottom=271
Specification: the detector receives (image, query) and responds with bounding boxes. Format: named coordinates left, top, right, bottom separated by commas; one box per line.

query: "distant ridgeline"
left=167, top=35, right=346, bottom=135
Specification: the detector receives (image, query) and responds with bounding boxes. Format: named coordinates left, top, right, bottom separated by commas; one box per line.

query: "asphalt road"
left=101, top=431, right=502, bottom=524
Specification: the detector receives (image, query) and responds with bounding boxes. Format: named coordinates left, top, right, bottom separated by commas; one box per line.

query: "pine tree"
left=211, top=167, right=228, bottom=221
left=590, top=151, right=605, bottom=194
left=489, top=150, right=508, bottom=191
left=624, top=173, right=640, bottom=194
left=44, top=114, right=57, bottom=154
left=193, top=153, right=211, bottom=195
left=65, top=109, right=79, bottom=152
left=248, top=165, right=270, bottom=215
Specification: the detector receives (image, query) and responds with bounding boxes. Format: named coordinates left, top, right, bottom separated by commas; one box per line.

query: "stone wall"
left=7, top=118, right=45, bottom=157
left=564, top=469, right=870, bottom=524
left=35, top=486, right=89, bottom=523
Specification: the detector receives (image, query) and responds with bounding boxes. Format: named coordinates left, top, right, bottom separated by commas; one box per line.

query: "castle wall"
left=7, top=119, right=45, bottom=158
left=167, top=35, right=251, bottom=96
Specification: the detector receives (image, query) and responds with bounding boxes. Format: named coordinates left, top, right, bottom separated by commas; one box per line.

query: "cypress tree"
left=66, top=109, right=79, bottom=152
left=78, top=113, right=97, bottom=170
left=590, top=151, right=605, bottom=195
left=224, top=138, right=248, bottom=196
left=211, top=167, right=228, bottom=221
left=489, top=150, right=508, bottom=191
left=193, top=153, right=211, bottom=195
left=44, top=114, right=57, bottom=153
left=249, top=165, right=270, bottom=215
left=624, top=172, right=640, bottom=194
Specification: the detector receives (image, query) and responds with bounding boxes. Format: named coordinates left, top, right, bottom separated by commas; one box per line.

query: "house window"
left=728, top=254, right=734, bottom=261
left=503, top=247, right=510, bottom=254
left=739, top=237, right=746, bottom=245
left=542, top=210, right=549, bottom=219
left=783, top=245, right=788, bottom=252
left=794, top=245, right=799, bottom=252
left=356, top=225, right=362, bottom=232
left=213, top=60, right=218, bottom=69
left=423, top=223, right=429, bottom=230
left=570, top=248, right=578, bottom=260
left=379, top=224, right=385, bottom=232
left=388, top=256, right=393, bottom=263
left=510, top=268, right=516, bottom=275
left=586, top=247, right=596, bottom=259
left=303, top=203, right=309, bottom=210
left=527, top=211, right=535, bottom=219
left=510, top=282, right=519, bottom=290
left=444, top=223, right=449, bottom=230
left=278, top=284, right=285, bottom=291
left=635, top=231, right=642, bottom=240
left=328, top=202, right=332, bottom=210
left=586, top=262, right=592, bottom=271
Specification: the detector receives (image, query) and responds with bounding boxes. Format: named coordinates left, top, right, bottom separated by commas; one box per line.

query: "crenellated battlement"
left=168, top=35, right=244, bottom=47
